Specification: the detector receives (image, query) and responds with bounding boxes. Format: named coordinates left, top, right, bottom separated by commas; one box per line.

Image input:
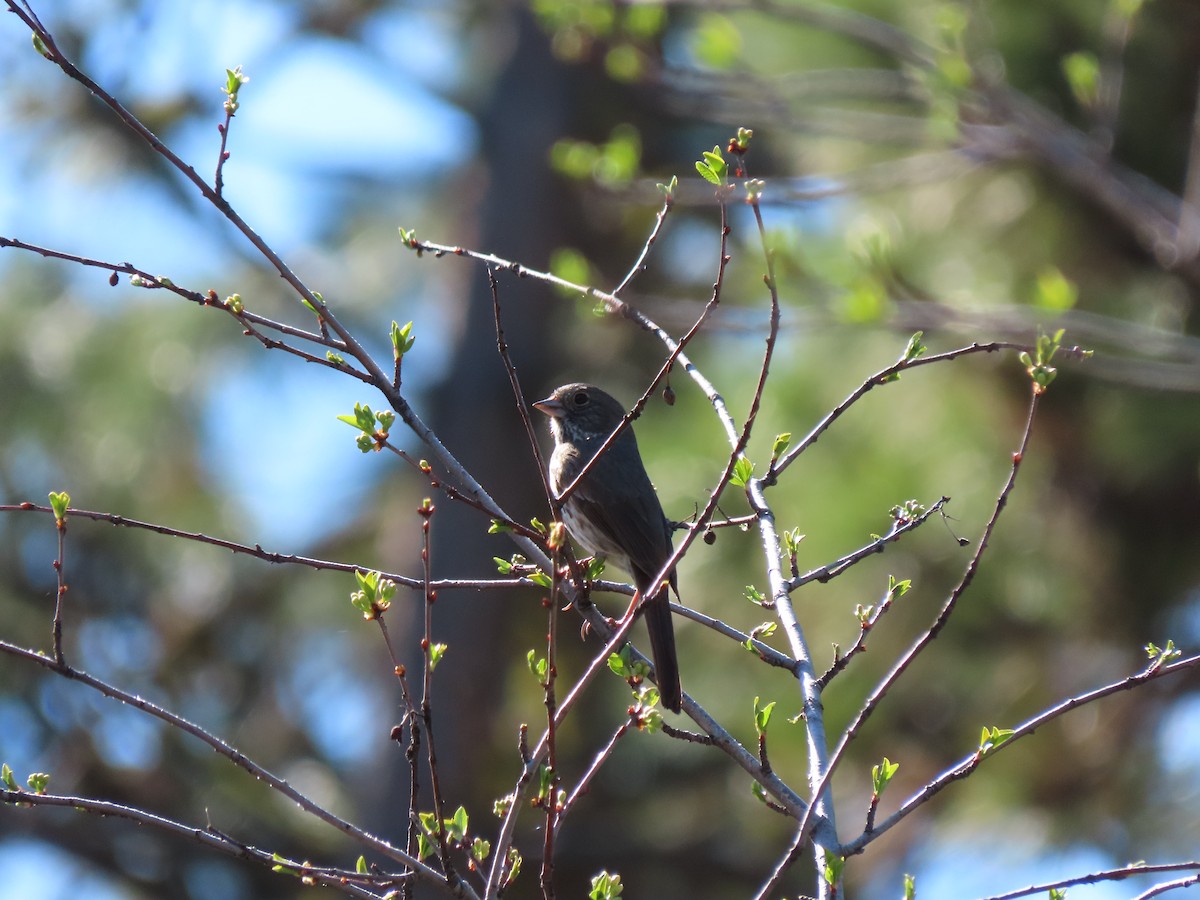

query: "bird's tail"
left=643, top=586, right=682, bottom=713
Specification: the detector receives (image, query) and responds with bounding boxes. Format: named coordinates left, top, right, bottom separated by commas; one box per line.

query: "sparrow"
left=534, top=383, right=682, bottom=712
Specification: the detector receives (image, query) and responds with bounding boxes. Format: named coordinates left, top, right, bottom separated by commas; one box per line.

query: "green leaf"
left=270, top=852, right=300, bottom=875
left=391, top=320, right=416, bottom=358
left=31, top=32, right=52, bottom=59
left=903, top=331, right=927, bottom=363
left=753, top=696, right=776, bottom=736
left=781, top=528, right=804, bottom=557
left=445, top=806, right=469, bottom=842
left=1022, top=327, right=1067, bottom=392
left=890, top=499, right=926, bottom=523
left=488, top=519, right=513, bottom=534
left=743, top=623, right=776, bottom=652
left=418, top=810, right=440, bottom=835
left=607, top=645, right=648, bottom=679
left=527, top=649, right=549, bottom=685
left=528, top=569, right=552, bottom=589
left=428, top=643, right=448, bottom=669
left=839, top=275, right=887, bottom=324
left=691, top=13, right=742, bottom=69
left=349, top=570, right=395, bottom=619
left=224, top=65, right=249, bottom=96
left=695, top=145, right=728, bottom=185
left=1, top=763, right=18, bottom=791
left=871, top=757, right=899, bottom=796
left=356, top=856, right=369, bottom=875
left=549, top=247, right=591, bottom=294
left=624, top=4, right=667, bottom=37
left=505, top=848, right=522, bottom=881
left=771, top=432, right=791, bottom=459
left=903, top=873, right=916, bottom=900
left=416, top=832, right=434, bottom=860
left=730, top=454, right=754, bottom=487
left=1035, top=267, right=1078, bottom=311
left=472, top=837, right=491, bottom=862
left=978, top=725, right=1016, bottom=755
left=1145, top=639, right=1181, bottom=664
left=536, top=764, right=554, bottom=802
left=743, top=585, right=765, bottom=605
left=695, top=160, right=720, bottom=185
left=48, top=491, right=70, bottom=521
left=1062, top=51, right=1100, bottom=108
left=306, top=290, right=326, bottom=316
left=656, top=174, right=679, bottom=200
left=590, top=870, right=624, bottom=900
left=634, top=689, right=665, bottom=728
left=493, top=793, right=515, bottom=818
left=338, top=402, right=378, bottom=434
left=823, top=850, right=845, bottom=885
left=494, top=557, right=514, bottom=575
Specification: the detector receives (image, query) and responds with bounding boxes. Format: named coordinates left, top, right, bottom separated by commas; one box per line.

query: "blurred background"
left=1, top=0, right=1199, bottom=897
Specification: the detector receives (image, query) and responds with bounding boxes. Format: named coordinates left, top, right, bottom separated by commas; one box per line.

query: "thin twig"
left=0, top=790, right=390, bottom=899
left=552, top=191, right=732, bottom=509
left=845, top=650, right=1200, bottom=855
left=50, top=503, right=67, bottom=665
left=756, top=384, right=1043, bottom=898
left=418, top=501, right=454, bottom=878
left=612, top=189, right=674, bottom=297
left=1, top=503, right=532, bottom=593
left=816, top=576, right=905, bottom=689
left=553, top=719, right=631, bottom=834
left=540, top=550, right=561, bottom=900
left=975, top=861, right=1200, bottom=900
left=403, top=236, right=742, bottom=452
left=1131, top=875, right=1200, bottom=900
left=770, top=342, right=1053, bottom=482
left=791, top=497, right=949, bottom=590
left=0, top=638, right=473, bottom=893
left=737, top=150, right=841, bottom=885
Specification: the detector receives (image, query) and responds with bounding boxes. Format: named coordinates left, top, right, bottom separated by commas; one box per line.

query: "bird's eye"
left=571, top=390, right=589, bottom=406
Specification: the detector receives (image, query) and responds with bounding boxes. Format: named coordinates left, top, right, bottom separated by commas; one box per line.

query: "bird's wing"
left=573, top=456, right=674, bottom=593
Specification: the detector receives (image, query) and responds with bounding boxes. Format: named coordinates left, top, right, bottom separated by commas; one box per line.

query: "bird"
left=533, top=383, right=682, bottom=712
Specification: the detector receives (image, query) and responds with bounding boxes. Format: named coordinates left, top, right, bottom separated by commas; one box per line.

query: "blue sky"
left=1, top=3, right=1197, bottom=898
left=0, top=1, right=476, bottom=547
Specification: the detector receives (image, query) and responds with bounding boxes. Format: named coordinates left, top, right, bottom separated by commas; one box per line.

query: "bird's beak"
left=533, top=396, right=563, bottom=418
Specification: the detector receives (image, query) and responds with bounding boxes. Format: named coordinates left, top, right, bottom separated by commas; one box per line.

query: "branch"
left=758, top=382, right=1043, bottom=896
left=791, top=497, right=949, bottom=590
left=0, top=503, right=533, bottom=594
left=771, top=341, right=1048, bottom=482
left=0, top=790, right=391, bottom=899
left=847, top=650, right=1200, bottom=855
left=976, top=861, right=1200, bottom=900
left=0, top=639, right=473, bottom=897
left=402, top=236, right=742, bottom=452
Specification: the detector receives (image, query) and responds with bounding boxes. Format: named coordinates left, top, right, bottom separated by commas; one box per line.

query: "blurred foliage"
left=2, top=0, right=1200, bottom=898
